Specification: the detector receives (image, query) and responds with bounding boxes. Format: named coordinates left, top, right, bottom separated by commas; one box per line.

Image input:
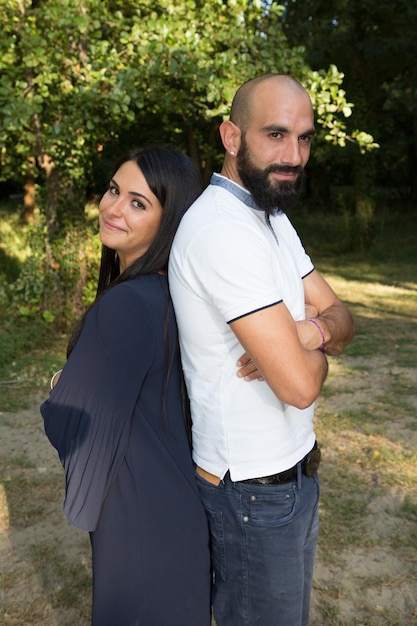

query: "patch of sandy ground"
left=1, top=357, right=417, bottom=624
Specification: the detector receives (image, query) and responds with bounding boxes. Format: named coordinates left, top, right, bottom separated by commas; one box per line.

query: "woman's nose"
left=106, top=196, right=124, bottom=217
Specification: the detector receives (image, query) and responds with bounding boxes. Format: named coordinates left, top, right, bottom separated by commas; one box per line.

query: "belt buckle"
left=303, top=446, right=321, bottom=477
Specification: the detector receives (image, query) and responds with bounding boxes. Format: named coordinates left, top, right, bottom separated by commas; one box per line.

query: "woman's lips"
left=102, top=218, right=126, bottom=232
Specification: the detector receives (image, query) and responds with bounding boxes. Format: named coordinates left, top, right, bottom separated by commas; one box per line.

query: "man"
left=169, top=74, right=354, bottom=626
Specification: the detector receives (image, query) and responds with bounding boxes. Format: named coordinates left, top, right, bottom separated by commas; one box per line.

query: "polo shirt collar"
left=210, top=173, right=264, bottom=213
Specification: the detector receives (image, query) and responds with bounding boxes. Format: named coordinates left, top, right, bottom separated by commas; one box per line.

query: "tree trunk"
left=43, top=159, right=60, bottom=240
left=407, top=141, right=417, bottom=201
left=21, top=157, right=37, bottom=221
left=351, top=153, right=376, bottom=250
left=22, top=178, right=36, bottom=221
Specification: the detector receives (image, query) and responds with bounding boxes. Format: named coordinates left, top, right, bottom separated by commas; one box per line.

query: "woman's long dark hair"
left=96, top=143, right=202, bottom=296
left=66, top=145, right=202, bottom=441
left=67, top=144, right=202, bottom=356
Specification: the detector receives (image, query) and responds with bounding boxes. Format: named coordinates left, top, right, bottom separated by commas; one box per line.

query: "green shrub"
left=0, top=204, right=100, bottom=386
left=0, top=208, right=100, bottom=332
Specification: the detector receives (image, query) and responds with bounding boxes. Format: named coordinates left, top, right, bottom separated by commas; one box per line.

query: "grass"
left=1, top=204, right=417, bottom=624
left=0, top=336, right=68, bottom=412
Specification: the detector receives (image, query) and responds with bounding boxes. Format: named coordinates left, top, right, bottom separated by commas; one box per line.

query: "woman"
left=41, top=145, right=211, bottom=625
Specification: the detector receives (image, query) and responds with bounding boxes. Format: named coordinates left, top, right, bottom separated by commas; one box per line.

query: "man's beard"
left=236, top=139, right=305, bottom=216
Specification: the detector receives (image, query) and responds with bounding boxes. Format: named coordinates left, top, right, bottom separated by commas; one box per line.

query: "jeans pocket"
left=196, top=477, right=227, bottom=581
left=205, top=506, right=227, bottom=581
left=243, top=484, right=298, bottom=527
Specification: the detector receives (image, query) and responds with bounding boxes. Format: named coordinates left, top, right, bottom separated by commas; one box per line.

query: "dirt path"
left=0, top=395, right=91, bottom=625
left=1, top=354, right=417, bottom=625
left=310, top=356, right=417, bottom=625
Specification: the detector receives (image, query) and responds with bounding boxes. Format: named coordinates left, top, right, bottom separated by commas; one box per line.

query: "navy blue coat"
left=41, top=274, right=211, bottom=625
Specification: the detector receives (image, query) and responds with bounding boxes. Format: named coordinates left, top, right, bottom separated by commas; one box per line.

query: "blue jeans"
left=196, top=468, right=320, bottom=626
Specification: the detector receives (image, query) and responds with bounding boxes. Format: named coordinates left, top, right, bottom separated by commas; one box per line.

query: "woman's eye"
left=132, top=199, right=145, bottom=210
left=109, top=185, right=119, bottom=195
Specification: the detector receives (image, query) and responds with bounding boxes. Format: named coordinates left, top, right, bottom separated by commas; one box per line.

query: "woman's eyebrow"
left=111, top=178, right=152, bottom=205
left=128, top=190, right=152, bottom=205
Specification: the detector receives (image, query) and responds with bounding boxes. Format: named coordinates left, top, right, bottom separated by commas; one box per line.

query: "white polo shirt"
left=169, top=174, right=316, bottom=481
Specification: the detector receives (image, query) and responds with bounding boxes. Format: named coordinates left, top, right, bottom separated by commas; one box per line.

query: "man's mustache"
left=266, top=165, right=303, bottom=175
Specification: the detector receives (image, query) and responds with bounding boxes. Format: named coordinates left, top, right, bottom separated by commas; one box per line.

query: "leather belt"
left=196, top=442, right=321, bottom=487
left=239, top=442, right=321, bottom=486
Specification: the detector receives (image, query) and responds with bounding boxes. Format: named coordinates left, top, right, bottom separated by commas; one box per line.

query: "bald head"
left=219, top=73, right=314, bottom=211
left=230, top=74, right=310, bottom=131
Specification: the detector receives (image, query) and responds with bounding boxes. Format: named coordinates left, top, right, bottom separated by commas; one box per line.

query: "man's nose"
left=281, top=138, right=302, bottom=166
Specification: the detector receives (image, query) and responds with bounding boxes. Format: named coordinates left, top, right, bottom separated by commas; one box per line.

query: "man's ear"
left=219, top=120, right=241, bottom=156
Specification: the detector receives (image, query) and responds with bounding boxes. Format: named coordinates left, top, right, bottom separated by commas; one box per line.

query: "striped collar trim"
left=210, top=173, right=264, bottom=212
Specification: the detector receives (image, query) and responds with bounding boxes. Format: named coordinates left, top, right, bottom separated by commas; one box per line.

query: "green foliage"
left=1, top=218, right=97, bottom=325
left=283, top=0, right=417, bottom=198
left=0, top=1, right=383, bottom=324
left=307, top=64, right=378, bottom=153
left=0, top=200, right=101, bottom=409
left=293, top=199, right=417, bottom=269
left=0, top=0, right=375, bottom=216
left=0, top=205, right=100, bottom=384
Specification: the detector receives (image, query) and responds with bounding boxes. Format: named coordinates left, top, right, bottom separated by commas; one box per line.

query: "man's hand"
left=302, top=270, right=355, bottom=355
left=231, top=302, right=328, bottom=408
left=304, top=304, right=318, bottom=319
left=237, top=351, right=264, bottom=381
left=296, top=318, right=324, bottom=351
left=296, top=304, right=323, bottom=351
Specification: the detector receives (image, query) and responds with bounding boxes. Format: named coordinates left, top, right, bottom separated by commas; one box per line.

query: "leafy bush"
left=0, top=205, right=100, bottom=380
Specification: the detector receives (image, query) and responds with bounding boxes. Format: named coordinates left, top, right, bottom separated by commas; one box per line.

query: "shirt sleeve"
left=40, top=284, right=155, bottom=531
left=183, top=219, right=282, bottom=323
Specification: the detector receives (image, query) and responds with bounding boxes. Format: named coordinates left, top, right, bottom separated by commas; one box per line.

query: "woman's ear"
left=219, top=120, right=241, bottom=157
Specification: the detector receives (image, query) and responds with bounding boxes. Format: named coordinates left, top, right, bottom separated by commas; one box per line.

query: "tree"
left=0, top=0, right=376, bottom=318
left=283, top=0, right=417, bottom=204
left=1, top=0, right=375, bottom=224
left=0, top=0, right=144, bottom=231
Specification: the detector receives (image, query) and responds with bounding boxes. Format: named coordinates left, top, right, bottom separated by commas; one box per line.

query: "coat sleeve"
left=40, top=284, right=155, bottom=531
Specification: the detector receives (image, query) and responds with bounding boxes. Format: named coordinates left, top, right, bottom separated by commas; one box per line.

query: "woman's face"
left=99, top=160, right=163, bottom=272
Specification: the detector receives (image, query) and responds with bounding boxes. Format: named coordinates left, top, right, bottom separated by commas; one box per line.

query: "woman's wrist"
left=50, top=369, right=63, bottom=390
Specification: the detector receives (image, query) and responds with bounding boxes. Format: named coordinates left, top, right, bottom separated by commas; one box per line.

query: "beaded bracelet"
left=306, top=318, right=326, bottom=352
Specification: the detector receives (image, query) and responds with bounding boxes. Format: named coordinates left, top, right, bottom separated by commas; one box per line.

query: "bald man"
left=169, top=74, right=354, bottom=626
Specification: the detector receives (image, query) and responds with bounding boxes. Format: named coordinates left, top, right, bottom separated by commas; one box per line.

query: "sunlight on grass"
left=0, top=209, right=36, bottom=263
left=323, top=275, right=417, bottom=317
